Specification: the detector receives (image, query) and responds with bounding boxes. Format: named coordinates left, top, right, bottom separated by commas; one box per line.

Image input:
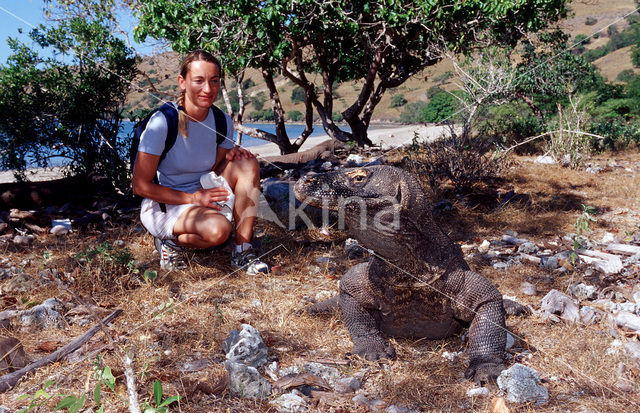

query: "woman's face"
left=178, top=60, right=220, bottom=111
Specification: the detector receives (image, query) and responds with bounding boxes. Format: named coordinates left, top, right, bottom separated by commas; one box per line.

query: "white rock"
left=535, top=155, right=556, bottom=164
left=614, top=311, right=640, bottom=332
left=466, top=387, right=490, bottom=397
left=506, top=332, right=516, bottom=351
left=568, top=283, right=597, bottom=300
left=541, top=289, right=580, bottom=323
left=269, top=391, right=308, bottom=412
left=225, top=361, right=271, bottom=399
left=50, top=225, right=69, bottom=236
left=601, top=232, right=616, bottom=244
left=497, top=363, right=548, bottom=405
left=222, top=324, right=268, bottom=368
left=12, top=235, right=34, bottom=246
left=477, top=240, right=490, bottom=254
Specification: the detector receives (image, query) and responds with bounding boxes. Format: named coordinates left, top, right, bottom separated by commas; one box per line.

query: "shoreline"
left=0, top=124, right=446, bottom=184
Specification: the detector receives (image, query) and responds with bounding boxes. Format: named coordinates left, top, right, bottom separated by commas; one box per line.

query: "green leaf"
left=94, top=383, right=101, bottom=405
left=154, top=380, right=163, bottom=406
left=102, top=366, right=116, bottom=391
left=68, top=394, right=86, bottom=413
left=158, top=395, right=181, bottom=407
left=55, top=395, right=78, bottom=409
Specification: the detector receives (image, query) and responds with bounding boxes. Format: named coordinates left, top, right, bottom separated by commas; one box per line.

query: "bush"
left=291, top=86, right=306, bottom=103
left=399, top=101, right=429, bottom=123
left=288, top=110, right=303, bottom=121
left=251, top=91, right=267, bottom=111
left=242, top=78, right=255, bottom=90
left=476, top=102, right=544, bottom=153
left=589, top=119, right=640, bottom=151
left=404, top=129, right=504, bottom=191
left=585, top=17, right=597, bottom=26
left=332, top=111, right=344, bottom=122
left=616, top=69, right=636, bottom=83
left=427, top=86, right=443, bottom=99
left=633, top=43, right=640, bottom=67
left=390, top=94, right=407, bottom=108
left=423, top=91, right=462, bottom=123
left=249, top=109, right=274, bottom=121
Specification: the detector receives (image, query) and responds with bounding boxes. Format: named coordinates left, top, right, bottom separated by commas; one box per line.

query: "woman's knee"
left=227, top=157, right=260, bottom=184
left=200, top=218, right=232, bottom=245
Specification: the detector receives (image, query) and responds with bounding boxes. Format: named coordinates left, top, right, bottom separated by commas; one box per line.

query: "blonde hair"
left=177, top=50, right=222, bottom=137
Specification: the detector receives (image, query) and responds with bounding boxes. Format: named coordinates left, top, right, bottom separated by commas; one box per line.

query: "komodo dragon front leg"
left=445, top=269, right=506, bottom=384
left=339, top=261, right=396, bottom=360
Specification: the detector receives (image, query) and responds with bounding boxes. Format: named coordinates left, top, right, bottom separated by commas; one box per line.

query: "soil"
left=0, top=150, right=639, bottom=412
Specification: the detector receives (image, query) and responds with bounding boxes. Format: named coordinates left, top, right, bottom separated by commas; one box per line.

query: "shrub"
left=423, top=91, right=462, bottom=123
left=251, top=91, right=267, bottom=111
left=427, top=86, right=443, bottom=99
left=585, top=17, right=597, bottom=26
left=242, top=78, right=255, bottom=90
left=288, top=110, right=303, bottom=121
left=390, top=94, right=407, bottom=108
left=404, top=129, right=504, bottom=191
left=476, top=102, right=544, bottom=153
left=332, top=111, right=344, bottom=122
left=291, top=86, right=306, bottom=103
left=616, top=69, right=636, bottom=83
left=589, top=119, right=640, bottom=151
left=249, top=109, right=274, bottom=121
left=399, top=101, right=429, bottom=123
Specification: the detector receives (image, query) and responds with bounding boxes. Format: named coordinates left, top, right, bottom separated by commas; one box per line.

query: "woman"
left=132, top=50, right=269, bottom=274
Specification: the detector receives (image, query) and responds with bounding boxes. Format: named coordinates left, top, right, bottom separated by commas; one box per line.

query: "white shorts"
left=139, top=198, right=196, bottom=240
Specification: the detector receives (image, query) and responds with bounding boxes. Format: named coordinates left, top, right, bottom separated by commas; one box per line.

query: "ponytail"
left=177, top=90, right=188, bottom=138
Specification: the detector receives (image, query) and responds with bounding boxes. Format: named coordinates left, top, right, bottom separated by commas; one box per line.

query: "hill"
left=123, top=0, right=640, bottom=121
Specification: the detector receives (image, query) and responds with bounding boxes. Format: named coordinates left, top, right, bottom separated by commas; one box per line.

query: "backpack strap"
left=155, top=102, right=179, bottom=213
left=210, top=104, right=228, bottom=146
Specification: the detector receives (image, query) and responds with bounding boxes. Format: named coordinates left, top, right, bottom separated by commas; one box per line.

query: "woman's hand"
left=191, top=187, right=230, bottom=209
left=225, top=146, right=255, bottom=161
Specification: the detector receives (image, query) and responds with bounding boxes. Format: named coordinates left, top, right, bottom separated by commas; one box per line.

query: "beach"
left=0, top=124, right=445, bottom=184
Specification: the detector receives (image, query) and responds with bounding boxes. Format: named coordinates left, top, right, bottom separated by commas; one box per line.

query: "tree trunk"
left=261, top=61, right=295, bottom=154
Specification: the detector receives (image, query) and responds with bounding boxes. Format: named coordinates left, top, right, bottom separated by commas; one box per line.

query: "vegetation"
left=0, top=15, right=136, bottom=185
left=133, top=0, right=570, bottom=152
left=390, top=94, right=408, bottom=108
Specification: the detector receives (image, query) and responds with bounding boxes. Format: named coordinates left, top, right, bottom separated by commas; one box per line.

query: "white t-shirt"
left=137, top=102, right=235, bottom=194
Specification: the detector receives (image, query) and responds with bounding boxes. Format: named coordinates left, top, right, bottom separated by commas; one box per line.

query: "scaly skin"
left=294, top=165, right=511, bottom=383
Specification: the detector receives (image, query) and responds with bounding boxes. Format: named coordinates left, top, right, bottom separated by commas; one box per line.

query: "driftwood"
left=0, top=309, right=122, bottom=393
left=258, top=139, right=346, bottom=173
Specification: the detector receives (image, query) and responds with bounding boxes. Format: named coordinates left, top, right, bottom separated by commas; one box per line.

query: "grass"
left=1, top=150, right=640, bottom=411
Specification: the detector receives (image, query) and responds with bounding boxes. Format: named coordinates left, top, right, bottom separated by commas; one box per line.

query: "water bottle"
left=200, top=172, right=235, bottom=222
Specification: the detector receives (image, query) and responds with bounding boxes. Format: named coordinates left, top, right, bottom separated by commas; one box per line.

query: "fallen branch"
left=0, top=309, right=122, bottom=393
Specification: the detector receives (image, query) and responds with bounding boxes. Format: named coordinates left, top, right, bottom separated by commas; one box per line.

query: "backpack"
left=129, top=102, right=228, bottom=174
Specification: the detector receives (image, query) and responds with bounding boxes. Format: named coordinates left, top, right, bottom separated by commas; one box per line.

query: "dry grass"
left=1, top=151, right=640, bottom=411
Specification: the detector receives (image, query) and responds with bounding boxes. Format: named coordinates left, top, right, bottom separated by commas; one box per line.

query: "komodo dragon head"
left=294, top=165, right=464, bottom=274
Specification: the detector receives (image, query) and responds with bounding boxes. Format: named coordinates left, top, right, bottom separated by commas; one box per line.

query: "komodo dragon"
left=294, top=165, right=522, bottom=383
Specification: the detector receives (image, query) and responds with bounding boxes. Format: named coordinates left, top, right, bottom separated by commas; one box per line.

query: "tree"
left=0, top=17, right=137, bottom=184
left=134, top=0, right=569, bottom=152
left=390, top=94, right=408, bottom=108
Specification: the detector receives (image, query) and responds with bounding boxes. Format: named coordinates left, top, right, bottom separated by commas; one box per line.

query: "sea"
left=119, top=121, right=348, bottom=147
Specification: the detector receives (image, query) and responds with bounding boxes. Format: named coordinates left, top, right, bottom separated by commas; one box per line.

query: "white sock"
left=235, top=242, right=253, bottom=253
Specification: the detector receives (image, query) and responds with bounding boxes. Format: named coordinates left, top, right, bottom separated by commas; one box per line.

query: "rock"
left=539, top=256, right=559, bottom=270
left=580, top=306, right=599, bottom=325
left=520, top=282, right=538, bottom=296
left=502, top=235, right=528, bottom=245
left=222, top=324, right=268, bottom=368
left=321, top=161, right=333, bottom=171
left=0, top=336, right=28, bottom=372
left=2, top=273, right=37, bottom=294
left=541, top=289, right=580, bottom=323
left=315, top=256, right=333, bottom=264
left=225, top=360, right=271, bottom=399
left=614, top=311, right=640, bottom=332
left=497, top=363, right=548, bottom=405
left=478, top=240, right=490, bottom=254
left=302, top=362, right=341, bottom=387
left=568, top=283, right=597, bottom=300
left=346, top=154, right=363, bottom=165
left=601, top=232, right=616, bottom=244
left=269, top=391, right=308, bottom=412
left=385, top=405, right=417, bottom=413
left=493, top=261, right=511, bottom=270
left=20, top=298, right=65, bottom=330
left=113, top=239, right=126, bottom=248
left=518, top=242, right=538, bottom=254
left=577, top=249, right=623, bottom=275
left=50, top=225, right=69, bottom=236
left=633, top=291, right=640, bottom=305
left=624, top=341, right=640, bottom=367
left=606, top=243, right=640, bottom=255
left=13, top=235, right=34, bottom=246
left=466, top=387, right=490, bottom=397
left=179, top=358, right=209, bottom=373
left=352, top=394, right=386, bottom=410
left=535, top=155, right=556, bottom=164
left=334, top=376, right=361, bottom=394
left=505, top=332, right=516, bottom=351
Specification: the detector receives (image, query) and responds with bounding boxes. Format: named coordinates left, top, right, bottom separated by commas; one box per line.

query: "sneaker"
left=154, top=237, right=187, bottom=271
left=231, top=248, right=270, bottom=275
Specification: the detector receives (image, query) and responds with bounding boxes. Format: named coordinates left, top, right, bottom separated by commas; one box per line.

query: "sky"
left=0, top=0, right=158, bottom=65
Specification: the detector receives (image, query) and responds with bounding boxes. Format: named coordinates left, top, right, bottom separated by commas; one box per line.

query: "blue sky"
left=0, top=0, right=158, bottom=64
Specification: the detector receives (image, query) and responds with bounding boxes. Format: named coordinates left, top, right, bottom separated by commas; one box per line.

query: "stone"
left=385, top=405, right=417, bottom=413
left=614, top=311, right=640, bottom=332
left=568, top=283, right=597, bottom=300
left=225, top=360, right=272, bottom=399
left=0, top=336, right=28, bottom=372
left=269, top=391, right=308, bottom=412
left=50, top=225, right=69, bottom=236
left=541, top=289, right=580, bottom=323
left=601, top=232, right=616, bottom=244
left=20, top=298, right=65, bottom=330
left=540, top=256, right=559, bottom=270
left=303, top=362, right=341, bottom=387
left=352, top=394, right=386, bottom=410
left=2, top=273, right=37, bottom=294
left=505, top=332, right=516, bottom=351
left=466, top=387, right=490, bottom=397
left=497, top=363, right=548, bottom=405
left=179, top=358, right=209, bottom=373
left=520, top=282, right=538, bottom=296
left=346, top=154, right=363, bottom=165
left=113, top=239, right=126, bottom=248
left=493, top=261, right=511, bottom=270
left=344, top=238, right=366, bottom=259
left=577, top=249, right=623, bottom=275
left=518, top=242, right=538, bottom=255
left=222, top=324, right=268, bottom=368
left=624, top=341, right=640, bottom=367
left=535, top=155, right=556, bottom=164
left=478, top=240, right=490, bottom=254
left=580, top=306, right=599, bottom=324
left=13, top=235, right=34, bottom=246
left=334, top=376, right=361, bottom=394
